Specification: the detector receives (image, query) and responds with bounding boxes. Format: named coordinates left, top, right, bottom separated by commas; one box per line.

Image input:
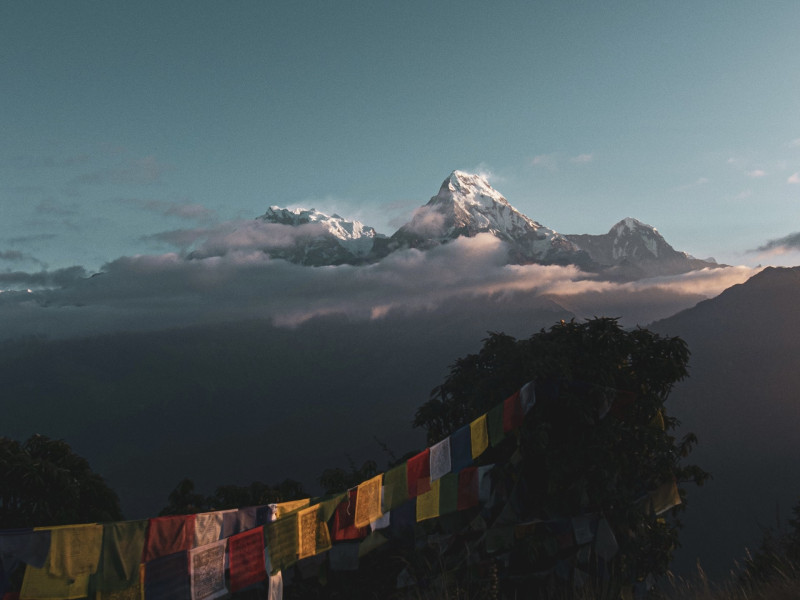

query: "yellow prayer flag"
left=43, top=524, right=103, bottom=579
left=274, top=498, right=311, bottom=519
left=94, top=564, right=144, bottom=600
left=21, top=562, right=91, bottom=600
left=416, top=479, right=440, bottom=522
left=297, top=505, right=322, bottom=560
left=354, top=474, right=383, bottom=528
left=650, top=479, right=681, bottom=515
left=470, top=414, right=489, bottom=459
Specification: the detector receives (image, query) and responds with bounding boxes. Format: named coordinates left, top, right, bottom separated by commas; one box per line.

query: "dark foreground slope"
left=651, top=266, right=800, bottom=577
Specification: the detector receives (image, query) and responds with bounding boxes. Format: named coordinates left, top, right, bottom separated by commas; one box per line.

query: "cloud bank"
left=0, top=227, right=759, bottom=341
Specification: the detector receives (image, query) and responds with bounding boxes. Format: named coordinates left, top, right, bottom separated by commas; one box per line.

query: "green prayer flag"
left=382, top=463, right=408, bottom=512
left=266, top=513, right=298, bottom=575
left=93, top=520, right=148, bottom=594
left=487, top=403, right=505, bottom=446
left=439, top=472, right=459, bottom=516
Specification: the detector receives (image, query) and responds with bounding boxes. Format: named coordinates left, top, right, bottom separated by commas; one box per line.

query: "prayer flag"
left=228, top=527, right=266, bottom=593
left=94, top=520, right=147, bottom=593
left=470, top=415, right=489, bottom=459
left=478, top=465, right=494, bottom=504
left=406, top=449, right=431, bottom=498
left=416, top=479, right=440, bottom=522
left=382, top=464, right=408, bottom=512
left=519, top=381, right=536, bottom=414
left=449, top=425, right=472, bottom=472
left=429, top=438, right=451, bottom=482
left=143, top=515, right=196, bottom=563
left=331, top=490, right=368, bottom=542
left=273, top=499, right=310, bottom=520
left=457, top=467, right=479, bottom=511
left=503, top=390, right=524, bottom=432
left=358, top=531, right=387, bottom=558
left=650, top=479, right=681, bottom=515
left=46, top=524, right=103, bottom=580
left=297, top=505, right=331, bottom=560
left=439, top=472, right=459, bottom=516
left=571, top=516, right=594, bottom=546
left=193, top=512, right=225, bottom=548
left=21, top=557, right=91, bottom=600
left=0, top=529, right=50, bottom=594
left=354, top=474, right=383, bottom=529
left=487, top=403, right=505, bottom=446
left=188, top=539, right=227, bottom=600
left=328, top=544, right=359, bottom=572
left=144, top=550, right=190, bottom=600
left=265, top=514, right=298, bottom=576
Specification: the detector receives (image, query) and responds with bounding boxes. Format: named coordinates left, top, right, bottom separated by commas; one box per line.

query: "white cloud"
left=788, top=172, right=800, bottom=184
left=531, top=153, right=559, bottom=170
left=789, top=138, right=800, bottom=148
left=570, top=153, right=593, bottom=164
left=746, top=169, right=767, bottom=178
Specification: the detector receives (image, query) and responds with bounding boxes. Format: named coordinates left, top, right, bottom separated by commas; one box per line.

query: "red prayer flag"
left=228, top=527, right=267, bottom=593
left=503, top=390, right=524, bottom=432
left=406, top=448, right=431, bottom=498
left=331, top=489, right=369, bottom=541
left=457, top=467, right=479, bottom=511
left=142, top=515, right=196, bottom=563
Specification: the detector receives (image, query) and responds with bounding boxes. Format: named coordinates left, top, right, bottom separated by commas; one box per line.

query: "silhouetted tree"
left=0, top=434, right=122, bottom=528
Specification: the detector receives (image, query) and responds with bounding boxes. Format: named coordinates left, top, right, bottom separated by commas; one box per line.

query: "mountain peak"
left=434, top=170, right=510, bottom=211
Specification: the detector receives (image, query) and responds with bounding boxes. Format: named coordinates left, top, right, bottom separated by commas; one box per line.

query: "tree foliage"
left=0, top=434, right=122, bottom=528
left=159, top=477, right=308, bottom=515
left=413, top=317, right=709, bottom=596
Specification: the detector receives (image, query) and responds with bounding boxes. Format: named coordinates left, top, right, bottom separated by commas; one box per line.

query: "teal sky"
left=2, top=1, right=800, bottom=273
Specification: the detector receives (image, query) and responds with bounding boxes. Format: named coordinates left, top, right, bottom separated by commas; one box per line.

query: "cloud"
left=144, top=219, right=331, bottom=256
left=531, top=153, right=559, bottom=170
left=70, top=156, right=166, bottom=186
left=119, top=198, right=217, bottom=222
left=752, top=232, right=800, bottom=254
left=746, top=169, right=767, bottom=178
left=400, top=206, right=446, bottom=237
left=788, top=172, right=800, bottom=184
left=570, top=153, right=593, bottom=164
left=0, top=229, right=760, bottom=342
left=789, top=138, right=800, bottom=148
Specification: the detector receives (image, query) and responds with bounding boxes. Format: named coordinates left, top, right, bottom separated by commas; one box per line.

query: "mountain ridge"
left=258, top=171, right=719, bottom=279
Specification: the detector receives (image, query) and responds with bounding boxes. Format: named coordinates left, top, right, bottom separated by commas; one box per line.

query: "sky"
left=1, top=1, right=799, bottom=337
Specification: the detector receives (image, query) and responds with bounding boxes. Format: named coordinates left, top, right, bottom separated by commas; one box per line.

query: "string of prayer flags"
left=228, top=528, right=266, bottom=593
left=265, top=513, right=298, bottom=576
left=354, top=474, right=383, bottom=529
left=331, top=489, right=368, bottom=542
left=470, top=415, right=489, bottom=459
left=382, top=464, right=408, bottom=513
left=449, top=425, right=472, bottom=472
left=457, top=467, right=479, bottom=511
left=438, top=472, right=459, bottom=516
left=94, top=520, right=147, bottom=593
left=406, top=449, right=431, bottom=498
left=143, top=550, right=190, bottom=600
left=503, top=390, right=524, bottom=432
left=416, top=479, right=441, bottom=522
left=487, top=403, right=505, bottom=447
left=142, top=515, right=196, bottom=563
left=188, top=539, right=227, bottom=600
left=297, top=505, right=331, bottom=560
left=429, top=438, right=451, bottom=482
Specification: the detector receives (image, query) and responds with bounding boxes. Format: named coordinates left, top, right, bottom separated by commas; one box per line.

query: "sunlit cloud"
left=788, top=172, right=800, bottom=184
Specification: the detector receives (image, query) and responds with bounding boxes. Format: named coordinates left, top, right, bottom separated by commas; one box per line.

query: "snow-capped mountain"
left=380, top=171, right=590, bottom=266
left=566, top=218, right=719, bottom=280
left=257, top=206, right=382, bottom=266
left=253, top=171, right=717, bottom=278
